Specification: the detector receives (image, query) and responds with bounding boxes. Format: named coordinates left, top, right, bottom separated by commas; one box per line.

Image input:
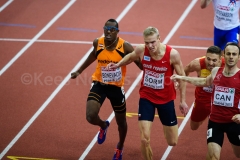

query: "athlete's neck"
left=105, top=37, right=118, bottom=49
left=223, top=67, right=239, bottom=76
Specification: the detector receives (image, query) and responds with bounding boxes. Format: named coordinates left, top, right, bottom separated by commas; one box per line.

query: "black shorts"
left=207, top=120, right=240, bottom=147
left=87, top=81, right=126, bottom=113
left=138, top=98, right=177, bottom=126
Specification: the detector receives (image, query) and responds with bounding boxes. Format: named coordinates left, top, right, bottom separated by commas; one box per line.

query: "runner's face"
left=103, top=21, right=119, bottom=41
left=224, top=45, right=240, bottom=67
left=205, top=53, right=221, bottom=70
left=144, top=33, right=160, bottom=53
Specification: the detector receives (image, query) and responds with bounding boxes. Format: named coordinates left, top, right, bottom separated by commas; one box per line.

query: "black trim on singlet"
left=116, top=49, right=125, bottom=58
left=96, top=49, right=104, bottom=58
left=96, top=49, right=125, bottom=58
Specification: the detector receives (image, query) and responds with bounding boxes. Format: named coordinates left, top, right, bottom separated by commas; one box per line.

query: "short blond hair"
left=143, top=26, right=159, bottom=37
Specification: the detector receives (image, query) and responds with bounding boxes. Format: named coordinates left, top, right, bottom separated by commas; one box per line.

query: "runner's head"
left=103, top=19, right=119, bottom=42
left=205, top=45, right=222, bottom=70
left=143, top=27, right=160, bottom=53
left=223, top=42, right=240, bottom=67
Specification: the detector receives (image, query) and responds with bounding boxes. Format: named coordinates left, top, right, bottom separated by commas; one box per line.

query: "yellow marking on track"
left=126, top=112, right=184, bottom=119
left=126, top=112, right=138, bottom=117
left=7, top=156, right=58, bottom=160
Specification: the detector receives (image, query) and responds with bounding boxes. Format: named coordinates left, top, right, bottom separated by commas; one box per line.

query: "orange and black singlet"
left=91, top=37, right=127, bottom=87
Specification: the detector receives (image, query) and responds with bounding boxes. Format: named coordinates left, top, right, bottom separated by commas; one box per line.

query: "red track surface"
left=0, top=0, right=239, bottom=160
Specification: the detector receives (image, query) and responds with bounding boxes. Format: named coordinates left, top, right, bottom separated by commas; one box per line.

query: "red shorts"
left=190, top=101, right=211, bottom=122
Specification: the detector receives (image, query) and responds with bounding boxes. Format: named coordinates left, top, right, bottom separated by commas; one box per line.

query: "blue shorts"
left=138, top=98, right=177, bottom=126
left=214, top=26, right=239, bottom=50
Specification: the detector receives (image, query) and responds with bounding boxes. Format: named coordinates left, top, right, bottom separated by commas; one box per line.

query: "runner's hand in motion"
left=106, top=63, right=119, bottom=70
left=71, top=71, right=80, bottom=79
left=232, top=114, right=240, bottom=124
left=179, top=102, right=188, bottom=117
left=173, top=79, right=179, bottom=90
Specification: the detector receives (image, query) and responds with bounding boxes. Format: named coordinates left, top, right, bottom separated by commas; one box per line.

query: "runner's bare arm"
left=116, top=44, right=144, bottom=67
left=171, top=49, right=186, bottom=100
left=171, top=49, right=188, bottom=115
left=71, top=39, right=97, bottom=78
left=184, top=58, right=201, bottom=76
left=171, top=67, right=218, bottom=87
left=124, top=41, right=143, bottom=70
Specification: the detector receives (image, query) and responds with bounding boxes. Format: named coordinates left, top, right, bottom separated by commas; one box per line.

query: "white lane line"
left=0, top=0, right=76, bottom=76
left=0, top=0, right=13, bottom=12
left=163, top=0, right=197, bottom=44
left=0, top=38, right=208, bottom=50
left=161, top=104, right=194, bottom=160
left=161, top=0, right=198, bottom=159
left=169, top=45, right=207, bottom=50
left=80, top=0, right=197, bottom=159
left=0, top=0, right=76, bottom=159
left=0, top=38, right=93, bottom=44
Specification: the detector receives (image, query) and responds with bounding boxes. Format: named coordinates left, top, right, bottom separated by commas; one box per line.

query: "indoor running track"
left=0, top=0, right=239, bottom=160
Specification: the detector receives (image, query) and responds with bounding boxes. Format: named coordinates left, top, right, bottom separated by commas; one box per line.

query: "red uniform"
left=191, top=57, right=225, bottom=122
left=210, top=68, right=240, bottom=123
left=139, top=45, right=176, bottom=104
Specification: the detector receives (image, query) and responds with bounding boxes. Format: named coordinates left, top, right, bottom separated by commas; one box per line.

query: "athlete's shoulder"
left=212, top=67, right=220, bottom=75
left=123, top=40, right=132, bottom=47
left=93, top=38, right=100, bottom=48
left=169, top=47, right=180, bottom=58
left=135, top=44, right=145, bottom=52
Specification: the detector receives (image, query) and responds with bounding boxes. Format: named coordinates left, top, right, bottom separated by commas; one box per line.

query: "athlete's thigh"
left=207, top=120, right=224, bottom=159
left=156, top=100, right=177, bottom=126
left=87, top=81, right=107, bottom=114
left=163, top=124, right=178, bottom=143
left=207, top=120, right=224, bottom=147
left=138, top=98, right=155, bottom=122
left=214, top=27, right=225, bottom=50
left=226, top=122, right=240, bottom=146
left=107, top=85, right=126, bottom=113
left=227, top=122, right=240, bottom=156
left=191, top=101, right=211, bottom=122
left=225, top=26, right=239, bottom=44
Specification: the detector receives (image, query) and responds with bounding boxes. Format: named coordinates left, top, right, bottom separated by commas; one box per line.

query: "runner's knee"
left=116, top=119, right=127, bottom=128
left=209, top=152, right=220, bottom=160
left=115, top=113, right=127, bottom=127
left=166, top=137, right=178, bottom=146
left=86, top=114, right=96, bottom=123
left=86, top=101, right=101, bottom=123
left=141, top=137, right=150, bottom=146
left=190, top=124, right=199, bottom=130
left=141, top=131, right=150, bottom=145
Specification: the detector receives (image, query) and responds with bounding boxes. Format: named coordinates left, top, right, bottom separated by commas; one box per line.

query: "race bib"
left=143, top=69, right=164, bottom=89
left=203, top=86, right=213, bottom=93
left=213, top=86, right=235, bottom=107
left=101, top=67, right=122, bottom=83
left=207, top=128, right=212, bottom=139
